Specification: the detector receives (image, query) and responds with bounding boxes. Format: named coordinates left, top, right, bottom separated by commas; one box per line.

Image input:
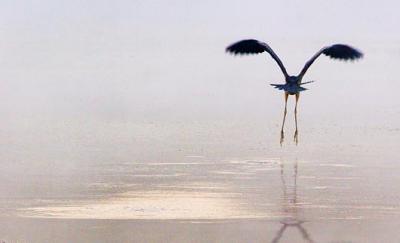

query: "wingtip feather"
left=323, top=44, right=363, bottom=61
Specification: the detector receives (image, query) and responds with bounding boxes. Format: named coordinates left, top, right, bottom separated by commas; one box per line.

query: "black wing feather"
left=322, top=44, right=363, bottom=60
left=298, top=44, right=363, bottom=79
left=226, top=39, right=267, bottom=55
left=226, top=39, right=289, bottom=78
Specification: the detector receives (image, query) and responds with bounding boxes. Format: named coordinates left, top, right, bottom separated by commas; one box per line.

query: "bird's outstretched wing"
left=298, top=44, right=363, bottom=79
left=226, top=39, right=289, bottom=79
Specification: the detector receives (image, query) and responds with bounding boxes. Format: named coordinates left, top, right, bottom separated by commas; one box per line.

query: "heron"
left=225, top=39, right=363, bottom=145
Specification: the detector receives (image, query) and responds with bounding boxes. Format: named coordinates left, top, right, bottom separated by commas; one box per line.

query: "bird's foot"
left=280, top=131, right=284, bottom=146
left=294, top=130, right=298, bottom=145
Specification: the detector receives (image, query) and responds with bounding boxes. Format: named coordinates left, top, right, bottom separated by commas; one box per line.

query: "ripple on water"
left=18, top=190, right=277, bottom=220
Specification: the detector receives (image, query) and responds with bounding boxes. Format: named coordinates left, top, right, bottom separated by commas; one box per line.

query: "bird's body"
left=226, top=39, right=363, bottom=145
left=271, top=75, right=308, bottom=95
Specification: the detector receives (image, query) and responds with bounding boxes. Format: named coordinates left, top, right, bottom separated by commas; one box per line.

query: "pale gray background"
left=1, top=1, right=400, bottom=242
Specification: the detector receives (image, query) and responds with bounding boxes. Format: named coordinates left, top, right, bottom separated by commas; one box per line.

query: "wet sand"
left=2, top=0, right=400, bottom=240
left=1, top=118, right=400, bottom=242
left=1, top=217, right=399, bottom=243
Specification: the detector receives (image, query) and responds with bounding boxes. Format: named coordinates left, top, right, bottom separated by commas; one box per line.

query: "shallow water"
left=13, top=157, right=400, bottom=221
left=1, top=118, right=400, bottom=242
left=2, top=0, right=400, bottom=241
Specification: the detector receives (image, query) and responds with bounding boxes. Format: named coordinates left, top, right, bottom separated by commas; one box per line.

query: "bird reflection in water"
left=271, top=159, right=315, bottom=243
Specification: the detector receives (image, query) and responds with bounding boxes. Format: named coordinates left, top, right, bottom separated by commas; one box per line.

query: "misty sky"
left=0, top=0, right=400, bottom=192
left=0, top=0, right=399, bottom=122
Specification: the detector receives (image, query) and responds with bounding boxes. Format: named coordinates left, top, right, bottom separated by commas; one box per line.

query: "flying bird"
left=226, top=39, right=363, bottom=145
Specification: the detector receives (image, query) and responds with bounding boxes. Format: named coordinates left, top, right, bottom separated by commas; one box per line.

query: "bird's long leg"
left=280, top=92, right=289, bottom=146
left=294, top=93, right=300, bottom=145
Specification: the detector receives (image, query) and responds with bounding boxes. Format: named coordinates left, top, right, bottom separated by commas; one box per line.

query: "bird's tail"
left=270, top=83, right=307, bottom=92
left=270, top=84, right=287, bottom=90
left=299, top=80, right=315, bottom=85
